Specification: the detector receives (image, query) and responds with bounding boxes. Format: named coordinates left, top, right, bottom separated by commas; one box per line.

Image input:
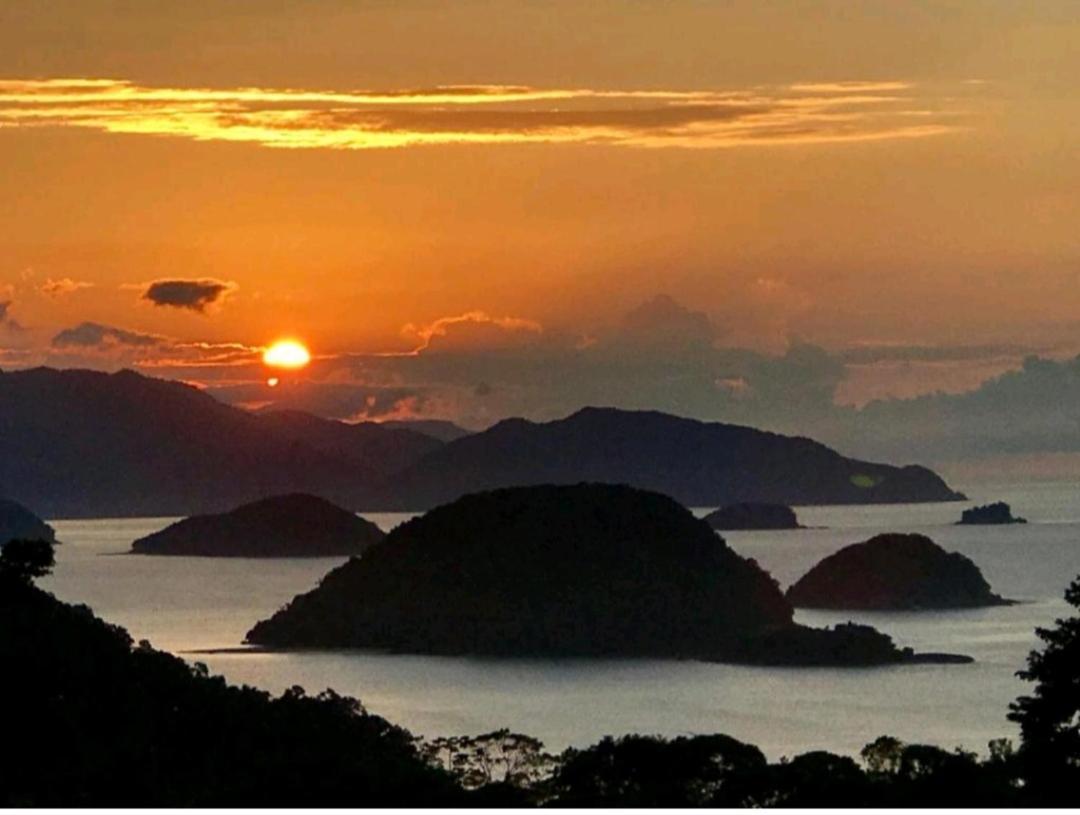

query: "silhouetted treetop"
left=0, top=538, right=55, bottom=584
left=1009, top=576, right=1080, bottom=793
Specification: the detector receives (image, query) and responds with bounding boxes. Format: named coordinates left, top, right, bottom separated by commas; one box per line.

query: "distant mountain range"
left=0, top=367, right=963, bottom=517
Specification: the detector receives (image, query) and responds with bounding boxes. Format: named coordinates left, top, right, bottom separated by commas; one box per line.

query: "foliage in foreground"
left=0, top=541, right=463, bottom=806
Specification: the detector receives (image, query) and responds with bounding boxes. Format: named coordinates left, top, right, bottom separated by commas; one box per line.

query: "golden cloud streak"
left=0, top=77, right=966, bottom=150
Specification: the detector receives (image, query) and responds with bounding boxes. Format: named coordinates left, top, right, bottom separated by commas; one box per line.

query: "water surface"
left=42, top=482, right=1079, bottom=759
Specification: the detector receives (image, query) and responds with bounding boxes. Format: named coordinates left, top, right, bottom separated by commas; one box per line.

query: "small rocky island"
left=786, top=533, right=1011, bottom=610
left=247, top=485, right=967, bottom=665
left=957, top=502, right=1027, bottom=525
left=0, top=498, right=56, bottom=547
left=131, top=493, right=384, bottom=557
left=705, top=502, right=803, bottom=531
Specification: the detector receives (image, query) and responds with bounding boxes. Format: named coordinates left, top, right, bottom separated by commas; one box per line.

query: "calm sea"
left=41, top=481, right=1079, bottom=760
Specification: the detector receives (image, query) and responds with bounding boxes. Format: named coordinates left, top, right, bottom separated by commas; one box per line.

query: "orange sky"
left=1, top=1, right=1078, bottom=429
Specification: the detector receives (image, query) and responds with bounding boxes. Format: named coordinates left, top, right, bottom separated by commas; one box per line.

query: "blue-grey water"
left=41, top=481, right=1079, bottom=760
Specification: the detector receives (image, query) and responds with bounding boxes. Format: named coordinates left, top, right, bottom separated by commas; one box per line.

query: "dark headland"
left=130, top=493, right=385, bottom=557
left=377, top=407, right=966, bottom=510
left=786, top=533, right=1012, bottom=611
left=247, top=484, right=968, bottom=665
left=705, top=502, right=803, bottom=531
left=0, top=498, right=56, bottom=547
left=957, top=502, right=1027, bottom=525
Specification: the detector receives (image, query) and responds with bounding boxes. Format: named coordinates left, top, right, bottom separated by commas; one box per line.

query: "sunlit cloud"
left=52, top=321, right=161, bottom=349
left=403, top=311, right=544, bottom=354
left=48, top=320, right=261, bottom=369
left=0, top=77, right=966, bottom=151
left=39, top=277, right=94, bottom=298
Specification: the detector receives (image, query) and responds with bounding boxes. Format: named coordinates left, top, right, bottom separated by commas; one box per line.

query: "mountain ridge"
left=0, top=368, right=963, bottom=516
left=376, top=405, right=965, bottom=509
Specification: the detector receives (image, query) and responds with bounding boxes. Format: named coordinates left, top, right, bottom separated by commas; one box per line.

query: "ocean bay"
left=41, top=481, right=1078, bottom=759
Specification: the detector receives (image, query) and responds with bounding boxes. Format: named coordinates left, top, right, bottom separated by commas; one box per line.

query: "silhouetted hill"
left=130, top=494, right=385, bottom=557
left=380, top=419, right=472, bottom=442
left=958, top=502, right=1027, bottom=525
left=705, top=502, right=803, bottom=531
left=0, top=498, right=55, bottom=546
left=376, top=408, right=964, bottom=510
left=0, top=368, right=441, bottom=517
left=247, top=485, right=965, bottom=665
left=259, top=410, right=443, bottom=475
left=0, top=574, right=463, bottom=805
left=786, top=533, right=1012, bottom=610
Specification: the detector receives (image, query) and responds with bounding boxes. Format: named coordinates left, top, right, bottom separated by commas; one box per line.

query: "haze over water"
left=40, top=480, right=1078, bottom=760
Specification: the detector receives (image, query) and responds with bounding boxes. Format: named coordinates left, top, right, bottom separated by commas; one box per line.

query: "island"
left=705, top=502, right=803, bottom=531
left=0, top=498, right=56, bottom=547
left=247, top=485, right=967, bottom=665
left=957, top=502, right=1027, bottom=525
left=130, top=493, right=385, bottom=557
left=376, top=406, right=966, bottom=510
left=786, top=533, right=1012, bottom=610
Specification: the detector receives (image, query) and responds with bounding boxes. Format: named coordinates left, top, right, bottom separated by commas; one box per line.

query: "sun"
left=263, top=339, right=311, bottom=370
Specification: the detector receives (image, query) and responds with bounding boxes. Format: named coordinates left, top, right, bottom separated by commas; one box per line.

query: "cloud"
left=617, top=294, right=719, bottom=355
left=403, top=311, right=543, bottom=354
left=838, top=342, right=1041, bottom=365
left=47, top=321, right=259, bottom=374
left=286, top=295, right=848, bottom=431
left=39, top=277, right=93, bottom=298
left=833, top=355, right=1080, bottom=463
left=51, top=321, right=163, bottom=349
left=0, top=77, right=965, bottom=152
left=209, top=381, right=426, bottom=422
left=0, top=299, right=25, bottom=333
left=141, top=278, right=236, bottom=312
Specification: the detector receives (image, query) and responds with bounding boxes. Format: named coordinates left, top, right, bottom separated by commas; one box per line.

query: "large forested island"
left=247, top=484, right=961, bottom=666
left=0, top=368, right=963, bottom=517
left=376, top=407, right=966, bottom=509
left=130, top=493, right=385, bottom=557
left=786, top=533, right=1012, bottom=610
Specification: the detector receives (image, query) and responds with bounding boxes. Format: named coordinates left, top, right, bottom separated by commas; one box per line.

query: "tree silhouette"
left=1009, top=576, right=1080, bottom=795
left=860, top=735, right=905, bottom=775
left=549, top=734, right=768, bottom=806
left=0, top=538, right=55, bottom=584
left=421, top=729, right=555, bottom=791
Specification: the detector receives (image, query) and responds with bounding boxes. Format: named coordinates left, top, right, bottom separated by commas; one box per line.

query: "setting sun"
left=262, top=340, right=311, bottom=370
